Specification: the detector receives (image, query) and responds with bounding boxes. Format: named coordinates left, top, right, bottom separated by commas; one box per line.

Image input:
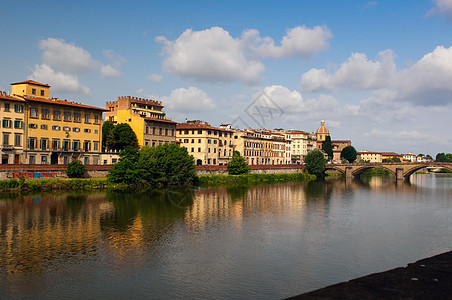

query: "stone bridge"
left=325, top=162, right=452, bottom=180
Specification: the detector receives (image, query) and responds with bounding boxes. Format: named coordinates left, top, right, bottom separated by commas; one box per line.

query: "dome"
left=316, top=120, right=329, bottom=134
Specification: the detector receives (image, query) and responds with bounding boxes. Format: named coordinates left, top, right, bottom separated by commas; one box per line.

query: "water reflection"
left=0, top=175, right=450, bottom=299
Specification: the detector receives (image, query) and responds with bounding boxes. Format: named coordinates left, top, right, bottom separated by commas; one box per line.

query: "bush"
left=341, top=146, right=357, bottom=163
left=227, top=151, right=251, bottom=175
left=66, top=160, right=86, bottom=178
left=304, top=149, right=326, bottom=179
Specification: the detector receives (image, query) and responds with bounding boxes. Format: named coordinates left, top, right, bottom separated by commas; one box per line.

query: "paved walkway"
left=286, top=251, right=452, bottom=299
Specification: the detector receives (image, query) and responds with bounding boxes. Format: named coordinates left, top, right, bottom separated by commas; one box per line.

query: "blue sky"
left=1, top=0, right=452, bottom=155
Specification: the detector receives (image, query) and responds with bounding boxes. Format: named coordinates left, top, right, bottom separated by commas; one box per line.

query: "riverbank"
left=287, top=250, right=452, bottom=299
left=0, top=172, right=315, bottom=192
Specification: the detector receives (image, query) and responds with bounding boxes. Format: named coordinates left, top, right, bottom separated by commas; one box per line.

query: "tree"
left=66, top=160, right=86, bottom=178
left=341, top=146, right=357, bottom=163
left=112, top=123, right=138, bottom=151
left=322, top=135, right=333, bottom=161
left=304, top=149, right=326, bottom=179
left=227, top=151, right=251, bottom=175
left=107, top=143, right=197, bottom=187
left=102, top=121, right=115, bottom=151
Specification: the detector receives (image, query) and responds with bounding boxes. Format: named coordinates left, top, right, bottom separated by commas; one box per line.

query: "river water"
left=0, top=174, right=451, bottom=299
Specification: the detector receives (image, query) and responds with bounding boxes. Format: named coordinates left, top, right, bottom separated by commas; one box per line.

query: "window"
left=14, top=134, right=21, bottom=147
left=198, top=148, right=201, bottom=152
left=40, top=124, right=48, bottom=130
left=184, top=130, right=188, bottom=134
left=184, top=139, right=189, bottom=143
left=84, top=141, right=91, bottom=151
left=28, top=138, right=37, bottom=150
left=64, top=111, right=71, bottom=121
left=14, top=104, right=23, bottom=113
left=4, top=103, right=10, bottom=112
left=40, top=90, right=44, bottom=96
left=208, top=131, right=211, bottom=135
left=2, top=119, right=11, bottom=128
left=73, top=112, right=81, bottom=122
left=73, top=140, right=80, bottom=151
left=51, top=139, right=60, bottom=150
left=198, top=139, right=201, bottom=143
left=32, top=88, right=36, bottom=95
left=63, top=126, right=71, bottom=131
left=191, top=148, right=194, bottom=152
left=62, top=140, right=70, bottom=151
left=52, top=125, right=61, bottom=131
left=198, top=130, right=202, bottom=134
left=53, top=110, right=61, bottom=120
left=93, top=141, right=99, bottom=151
left=30, top=107, right=38, bottom=118
left=41, top=108, right=50, bottom=119
left=40, top=138, right=49, bottom=150
left=165, top=129, right=168, bottom=136
left=28, top=123, right=38, bottom=129
left=29, top=155, right=36, bottom=165
left=84, top=114, right=90, bottom=123
left=84, top=129, right=91, bottom=133
left=171, top=129, right=174, bottom=136
left=3, top=133, right=9, bottom=146
left=94, top=115, right=99, bottom=124
left=159, top=128, right=162, bottom=135
left=145, top=126, right=149, bottom=134
left=14, top=120, right=23, bottom=129
left=41, top=155, right=47, bottom=164
left=94, top=129, right=98, bottom=134
left=191, top=139, right=194, bottom=143
left=72, top=127, right=80, bottom=132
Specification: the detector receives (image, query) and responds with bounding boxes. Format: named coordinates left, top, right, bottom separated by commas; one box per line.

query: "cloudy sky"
left=1, top=0, right=452, bottom=155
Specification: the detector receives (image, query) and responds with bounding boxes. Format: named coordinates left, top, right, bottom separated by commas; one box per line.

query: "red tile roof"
left=0, top=92, right=25, bottom=102
left=144, top=117, right=177, bottom=124
left=176, top=122, right=233, bottom=132
left=22, top=96, right=106, bottom=111
left=11, top=80, right=50, bottom=87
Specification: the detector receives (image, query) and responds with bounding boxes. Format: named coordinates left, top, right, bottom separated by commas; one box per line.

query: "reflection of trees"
left=227, top=185, right=249, bottom=201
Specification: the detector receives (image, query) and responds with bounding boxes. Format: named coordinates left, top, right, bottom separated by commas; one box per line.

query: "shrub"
left=66, top=160, right=86, bottom=178
left=227, top=151, right=251, bottom=175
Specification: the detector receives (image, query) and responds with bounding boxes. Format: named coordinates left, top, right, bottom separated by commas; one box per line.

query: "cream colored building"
left=357, top=151, right=383, bottom=163
left=176, top=121, right=234, bottom=166
left=289, top=131, right=316, bottom=164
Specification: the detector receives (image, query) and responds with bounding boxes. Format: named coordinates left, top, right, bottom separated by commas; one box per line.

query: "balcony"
left=1, top=144, right=14, bottom=150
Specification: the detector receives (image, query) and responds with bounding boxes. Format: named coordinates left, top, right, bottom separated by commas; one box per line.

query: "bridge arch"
left=403, top=163, right=452, bottom=178
left=324, top=165, right=345, bottom=174
left=351, top=165, right=396, bottom=178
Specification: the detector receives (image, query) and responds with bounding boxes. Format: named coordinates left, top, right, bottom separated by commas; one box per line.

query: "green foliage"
left=102, top=121, right=115, bottom=151
left=0, top=179, right=20, bottom=189
left=107, top=143, right=197, bottom=187
left=198, top=172, right=315, bottom=186
left=112, top=123, right=138, bottom=151
left=0, top=178, right=108, bottom=192
left=227, top=151, right=251, bottom=175
left=383, top=157, right=401, bottom=163
left=304, top=149, right=326, bottom=178
left=66, top=160, right=86, bottom=178
left=435, top=153, right=452, bottom=162
left=341, top=145, right=357, bottom=163
left=322, top=135, right=333, bottom=160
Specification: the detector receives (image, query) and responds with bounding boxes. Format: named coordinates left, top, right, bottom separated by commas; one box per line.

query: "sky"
left=1, top=0, right=452, bottom=156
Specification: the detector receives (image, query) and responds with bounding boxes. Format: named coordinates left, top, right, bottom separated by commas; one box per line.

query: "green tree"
left=446, top=153, right=452, bottom=162
left=304, top=149, right=326, bottom=179
left=107, top=144, right=197, bottom=187
left=112, top=123, right=138, bottom=151
left=322, top=135, right=333, bottom=161
left=227, top=151, right=251, bottom=175
left=66, top=160, right=86, bottom=178
left=341, top=145, right=357, bottom=163
left=102, top=121, right=115, bottom=151
left=436, top=153, right=447, bottom=162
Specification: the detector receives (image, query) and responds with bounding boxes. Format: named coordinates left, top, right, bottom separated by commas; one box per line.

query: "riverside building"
left=105, top=96, right=177, bottom=147
left=6, top=80, right=105, bottom=165
left=176, top=121, right=234, bottom=166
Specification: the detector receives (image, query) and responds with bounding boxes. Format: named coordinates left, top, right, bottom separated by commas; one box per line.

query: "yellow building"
left=288, top=131, right=316, bottom=164
left=105, top=96, right=176, bottom=147
left=357, top=151, right=383, bottom=163
left=11, top=80, right=105, bottom=165
left=176, top=121, right=234, bottom=166
left=0, top=91, right=26, bottom=164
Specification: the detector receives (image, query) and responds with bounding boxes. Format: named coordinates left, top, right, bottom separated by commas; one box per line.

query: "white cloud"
left=243, top=25, right=332, bottom=59
left=101, top=64, right=121, bottom=77
left=157, top=26, right=331, bottom=84
left=426, top=0, right=452, bottom=18
left=39, top=38, right=97, bottom=74
left=29, top=64, right=91, bottom=96
left=163, top=86, right=215, bottom=112
left=365, top=129, right=430, bottom=140
left=301, top=49, right=396, bottom=92
left=148, top=73, right=163, bottom=82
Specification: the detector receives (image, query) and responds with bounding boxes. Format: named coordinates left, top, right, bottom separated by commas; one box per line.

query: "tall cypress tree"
left=322, top=135, right=333, bottom=161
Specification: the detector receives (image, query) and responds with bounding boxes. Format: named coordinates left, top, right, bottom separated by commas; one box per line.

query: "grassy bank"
left=0, top=177, right=108, bottom=192
left=198, top=172, right=316, bottom=186
left=0, top=172, right=316, bottom=192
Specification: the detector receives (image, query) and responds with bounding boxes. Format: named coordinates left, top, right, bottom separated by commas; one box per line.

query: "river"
left=0, top=174, right=451, bottom=299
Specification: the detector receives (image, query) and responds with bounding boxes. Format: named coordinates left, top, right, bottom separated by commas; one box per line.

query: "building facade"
left=106, top=96, right=176, bottom=147
left=176, top=121, right=234, bottom=166
left=357, top=151, right=383, bottom=163
left=289, top=131, right=316, bottom=164
left=0, top=92, right=26, bottom=164
left=10, top=80, right=105, bottom=165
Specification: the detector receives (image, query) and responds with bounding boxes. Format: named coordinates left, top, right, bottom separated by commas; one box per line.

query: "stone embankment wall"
left=0, top=164, right=305, bottom=180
